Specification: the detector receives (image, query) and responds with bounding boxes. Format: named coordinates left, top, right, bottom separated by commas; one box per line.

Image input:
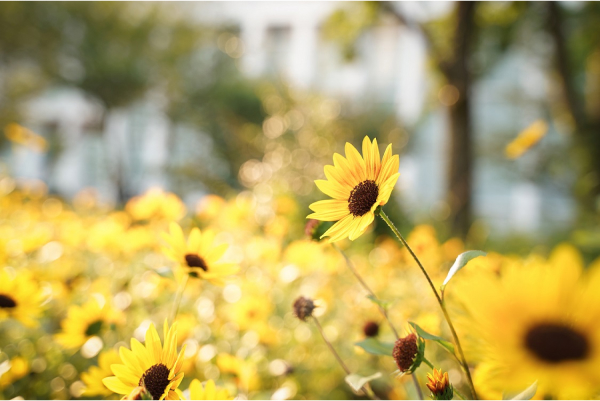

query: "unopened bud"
left=426, top=369, right=453, bottom=400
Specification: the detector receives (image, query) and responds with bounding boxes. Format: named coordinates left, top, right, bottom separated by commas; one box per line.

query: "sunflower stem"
left=454, top=387, right=467, bottom=400
left=412, top=374, right=424, bottom=400
left=332, top=243, right=400, bottom=340
left=169, top=273, right=189, bottom=323
left=378, top=209, right=478, bottom=400
left=422, top=357, right=434, bottom=370
left=312, top=316, right=378, bottom=400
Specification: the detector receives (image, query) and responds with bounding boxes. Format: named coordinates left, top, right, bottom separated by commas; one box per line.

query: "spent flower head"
left=392, top=332, right=425, bottom=374
left=293, top=296, right=316, bottom=322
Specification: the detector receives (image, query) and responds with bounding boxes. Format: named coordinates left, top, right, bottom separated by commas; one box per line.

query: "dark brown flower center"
left=184, top=253, right=208, bottom=271
left=525, top=323, right=589, bottom=363
left=85, top=320, right=103, bottom=336
left=348, top=180, right=379, bottom=217
left=139, top=363, right=170, bottom=400
left=0, top=294, right=17, bottom=308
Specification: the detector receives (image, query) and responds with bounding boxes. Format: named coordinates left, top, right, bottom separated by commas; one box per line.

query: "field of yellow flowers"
left=1, top=137, right=600, bottom=400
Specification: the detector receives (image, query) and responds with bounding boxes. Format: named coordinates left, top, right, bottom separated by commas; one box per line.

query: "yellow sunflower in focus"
left=81, top=349, right=122, bottom=397
left=187, top=379, right=232, bottom=400
left=55, top=297, right=125, bottom=349
left=103, top=320, right=186, bottom=400
left=161, top=222, right=238, bottom=285
left=452, top=244, right=600, bottom=399
left=308, top=136, right=399, bottom=242
left=0, top=269, right=44, bottom=327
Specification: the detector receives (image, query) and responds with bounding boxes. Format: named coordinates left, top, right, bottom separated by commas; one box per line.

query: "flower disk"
left=392, top=333, right=418, bottom=372
left=307, top=136, right=400, bottom=242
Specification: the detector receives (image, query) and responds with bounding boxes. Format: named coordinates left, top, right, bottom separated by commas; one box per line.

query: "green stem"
left=454, top=387, right=467, bottom=400
left=422, top=357, right=435, bottom=370
left=333, top=243, right=400, bottom=339
left=170, top=273, right=189, bottom=323
left=378, top=209, right=478, bottom=400
left=313, top=317, right=378, bottom=400
left=412, top=374, right=424, bottom=400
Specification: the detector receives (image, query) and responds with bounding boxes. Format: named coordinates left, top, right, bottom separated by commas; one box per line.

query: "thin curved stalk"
left=378, top=209, right=478, bottom=400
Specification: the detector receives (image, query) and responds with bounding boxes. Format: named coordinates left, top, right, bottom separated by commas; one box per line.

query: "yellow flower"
left=216, top=354, right=260, bottom=392
left=308, top=136, right=399, bottom=242
left=161, top=222, right=238, bottom=285
left=452, top=244, right=600, bottom=399
left=126, top=188, right=186, bottom=223
left=0, top=356, right=29, bottom=387
left=505, top=120, right=548, bottom=159
left=55, top=297, right=125, bottom=349
left=187, top=379, right=232, bottom=400
left=103, top=320, right=186, bottom=400
left=426, top=369, right=453, bottom=400
left=0, top=269, right=44, bottom=328
left=81, top=349, right=122, bottom=397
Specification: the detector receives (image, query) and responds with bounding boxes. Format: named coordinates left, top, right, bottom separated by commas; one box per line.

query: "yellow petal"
left=344, top=142, right=366, bottom=182
left=315, top=179, right=350, bottom=200
left=362, top=136, right=374, bottom=180
left=102, top=376, right=132, bottom=395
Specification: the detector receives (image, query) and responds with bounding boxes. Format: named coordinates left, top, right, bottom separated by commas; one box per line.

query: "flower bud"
left=392, top=332, right=425, bottom=374
left=426, top=369, right=453, bottom=400
left=363, top=321, right=380, bottom=337
left=293, top=296, right=315, bottom=322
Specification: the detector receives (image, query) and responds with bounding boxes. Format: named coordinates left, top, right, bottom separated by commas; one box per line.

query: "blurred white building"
left=2, top=1, right=575, bottom=236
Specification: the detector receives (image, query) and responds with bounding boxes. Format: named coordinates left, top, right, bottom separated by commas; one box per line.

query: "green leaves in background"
left=408, top=322, right=455, bottom=355
left=354, top=337, right=394, bottom=356
left=441, top=250, right=487, bottom=296
left=345, top=372, right=382, bottom=392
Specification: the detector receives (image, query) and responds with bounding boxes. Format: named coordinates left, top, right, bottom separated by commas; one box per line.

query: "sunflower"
left=0, top=269, right=44, bottom=328
left=307, top=136, right=400, bottom=242
left=161, top=222, right=238, bottom=285
left=81, top=349, right=122, bottom=397
left=55, top=297, right=125, bottom=349
left=103, top=320, right=186, bottom=400
left=451, top=244, right=600, bottom=399
left=187, top=379, right=232, bottom=400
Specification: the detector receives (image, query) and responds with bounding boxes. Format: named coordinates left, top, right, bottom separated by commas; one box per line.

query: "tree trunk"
left=445, top=2, right=476, bottom=238
left=547, top=2, right=600, bottom=217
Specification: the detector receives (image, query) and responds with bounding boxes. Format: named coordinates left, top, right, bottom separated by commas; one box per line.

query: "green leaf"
left=408, top=322, right=455, bottom=355
left=345, top=372, right=382, bottom=392
left=502, top=381, right=537, bottom=400
left=354, top=338, right=394, bottom=356
left=366, top=294, right=391, bottom=310
left=441, top=250, right=487, bottom=292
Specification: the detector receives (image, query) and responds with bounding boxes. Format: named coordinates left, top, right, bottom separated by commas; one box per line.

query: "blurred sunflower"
left=453, top=244, right=600, bottom=399
left=0, top=269, right=44, bottom=327
left=308, top=136, right=399, bottom=242
left=161, top=222, right=238, bottom=285
left=187, top=379, right=232, bottom=400
left=103, top=320, right=186, bottom=400
left=55, top=297, right=125, bottom=349
left=81, top=349, right=122, bottom=397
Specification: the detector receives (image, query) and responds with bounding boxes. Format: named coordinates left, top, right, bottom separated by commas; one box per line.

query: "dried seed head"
left=305, top=219, right=321, bottom=240
left=363, top=321, right=380, bottom=337
left=293, top=296, right=315, bottom=322
left=392, top=332, right=424, bottom=373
